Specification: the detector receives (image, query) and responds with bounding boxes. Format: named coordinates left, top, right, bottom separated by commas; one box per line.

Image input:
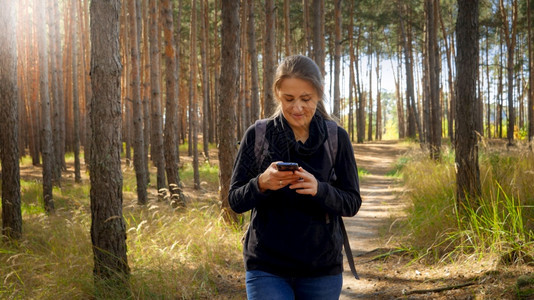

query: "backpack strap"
left=254, top=119, right=270, bottom=172
left=324, top=120, right=359, bottom=280
left=324, top=120, right=338, bottom=182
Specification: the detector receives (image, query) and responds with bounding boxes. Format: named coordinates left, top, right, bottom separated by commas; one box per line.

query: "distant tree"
left=312, top=0, right=325, bottom=76
left=0, top=0, right=23, bottom=239
left=128, top=0, right=148, bottom=204
left=499, top=0, right=518, bottom=146
left=89, top=0, right=130, bottom=282
left=201, top=0, right=211, bottom=159
left=36, top=0, right=55, bottom=213
left=161, top=0, right=181, bottom=193
left=190, top=0, right=200, bottom=190
left=149, top=0, right=166, bottom=191
left=333, top=0, right=341, bottom=120
left=528, top=0, right=533, bottom=146
left=263, top=0, right=276, bottom=117
left=247, top=0, right=260, bottom=122
left=219, top=0, right=240, bottom=222
left=72, top=1, right=82, bottom=183
left=426, top=0, right=441, bottom=160
left=48, top=0, right=62, bottom=183
left=455, top=0, right=481, bottom=206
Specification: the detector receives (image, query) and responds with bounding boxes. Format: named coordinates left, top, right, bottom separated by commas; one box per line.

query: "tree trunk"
left=0, top=0, right=23, bottom=239
left=161, top=0, right=181, bottom=193
left=37, top=0, right=55, bottom=213
left=333, top=0, right=341, bottom=120
left=54, top=1, right=66, bottom=171
left=376, top=53, right=382, bottom=141
left=201, top=0, right=211, bottom=159
left=48, top=0, right=62, bottom=184
left=247, top=0, right=260, bottom=122
left=89, top=0, right=130, bottom=283
left=128, top=0, right=148, bottom=204
left=528, top=0, right=534, bottom=145
left=499, top=0, right=518, bottom=146
left=219, top=0, right=240, bottom=222
left=427, top=0, right=441, bottom=160
left=439, top=5, right=455, bottom=142
left=368, top=52, right=373, bottom=141
left=455, top=0, right=481, bottom=207
left=141, top=0, right=151, bottom=186
left=263, top=0, right=276, bottom=117
left=149, top=0, right=166, bottom=191
left=72, top=1, right=82, bottom=183
left=190, top=0, right=200, bottom=190
left=284, top=0, right=291, bottom=56
left=303, top=0, right=312, bottom=56
left=312, top=0, right=325, bottom=76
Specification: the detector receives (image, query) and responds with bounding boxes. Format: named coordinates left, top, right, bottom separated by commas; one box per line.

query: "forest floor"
left=340, top=141, right=528, bottom=299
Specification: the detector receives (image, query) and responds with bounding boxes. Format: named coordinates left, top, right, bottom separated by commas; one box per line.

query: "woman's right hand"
left=258, top=162, right=301, bottom=193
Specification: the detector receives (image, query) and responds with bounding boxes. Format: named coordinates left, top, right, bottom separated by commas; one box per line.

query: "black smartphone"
left=276, top=162, right=299, bottom=171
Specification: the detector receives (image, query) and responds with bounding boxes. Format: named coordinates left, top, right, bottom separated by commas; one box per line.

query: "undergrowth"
left=0, top=160, right=246, bottom=299
left=395, top=142, right=534, bottom=265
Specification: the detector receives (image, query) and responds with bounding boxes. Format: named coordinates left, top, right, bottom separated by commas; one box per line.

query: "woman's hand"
left=289, top=167, right=318, bottom=196
left=258, top=162, right=301, bottom=193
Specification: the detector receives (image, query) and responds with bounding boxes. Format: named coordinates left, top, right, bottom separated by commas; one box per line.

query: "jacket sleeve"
left=313, top=127, right=362, bottom=217
left=228, top=125, right=271, bottom=214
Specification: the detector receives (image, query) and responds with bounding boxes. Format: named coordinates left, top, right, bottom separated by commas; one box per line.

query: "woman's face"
left=277, top=77, right=319, bottom=131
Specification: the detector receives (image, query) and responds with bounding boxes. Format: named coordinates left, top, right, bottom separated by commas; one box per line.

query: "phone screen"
left=276, top=162, right=299, bottom=171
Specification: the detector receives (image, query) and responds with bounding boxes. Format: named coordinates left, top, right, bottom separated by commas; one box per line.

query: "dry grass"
left=396, top=140, right=534, bottom=265
left=0, top=157, right=247, bottom=299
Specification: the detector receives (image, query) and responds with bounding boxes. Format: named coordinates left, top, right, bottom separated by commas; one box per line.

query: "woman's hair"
left=271, top=55, right=333, bottom=121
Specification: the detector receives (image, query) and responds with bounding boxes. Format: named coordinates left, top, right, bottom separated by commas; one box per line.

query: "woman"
left=229, top=55, right=361, bottom=299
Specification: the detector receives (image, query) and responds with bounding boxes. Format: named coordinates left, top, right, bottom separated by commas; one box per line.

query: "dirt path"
left=340, top=141, right=409, bottom=299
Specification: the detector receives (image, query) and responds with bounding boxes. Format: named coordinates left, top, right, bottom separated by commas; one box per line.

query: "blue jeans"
left=245, top=270, right=342, bottom=300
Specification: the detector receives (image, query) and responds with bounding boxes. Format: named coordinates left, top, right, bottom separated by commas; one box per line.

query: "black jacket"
left=229, top=113, right=361, bottom=277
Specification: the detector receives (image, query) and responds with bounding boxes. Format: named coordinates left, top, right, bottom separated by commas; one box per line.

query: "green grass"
left=395, top=145, right=534, bottom=263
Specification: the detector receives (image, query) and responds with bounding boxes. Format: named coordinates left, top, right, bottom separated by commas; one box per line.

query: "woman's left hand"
left=289, top=167, right=318, bottom=196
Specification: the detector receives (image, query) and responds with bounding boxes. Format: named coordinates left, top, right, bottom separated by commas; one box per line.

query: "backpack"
left=254, top=118, right=359, bottom=280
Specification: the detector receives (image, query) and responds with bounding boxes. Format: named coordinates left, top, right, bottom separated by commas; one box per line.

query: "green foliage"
left=396, top=146, right=534, bottom=263
left=181, top=161, right=219, bottom=187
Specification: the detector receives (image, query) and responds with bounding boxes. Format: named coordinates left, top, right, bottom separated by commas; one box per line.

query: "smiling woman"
left=229, top=55, right=362, bottom=299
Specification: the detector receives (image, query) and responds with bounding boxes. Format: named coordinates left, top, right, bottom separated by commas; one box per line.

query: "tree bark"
left=0, top=0, right=23, bottom=239
left=219, top=0, right=240, bottom=222
left=48, top=0, right=62, bottom=184
left=72, top=1, right=82, bottom=183
left=499, top=0, right=518, bottom=146
left=128, top=0, right=148, bottom=204
left=455, top=0, right=481, bottom=207
left=37, top=0, right=55, bottom=213
left=528, top=0, right=534, bottom=145
left=333, top=0, right=342, bottom=120
left=149, top=0, right=166, bottom=191
left=312, top=0, right=325, bottom=76
left=247, top=0, right=260, bottom=122
left=284, top=0, right=291, bottom=56
left=161, top=0, right=181, bottom=192
left=89, top=0, right=130, bottom=282
left=263, top=0, right=276, bottom=117
left=427, top=0, right=441, bottom=160
left=190, top=0, right=200, bottom=190
left=201, top=0, right=211, bottom=159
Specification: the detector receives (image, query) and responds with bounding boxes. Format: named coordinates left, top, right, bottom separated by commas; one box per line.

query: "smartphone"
left=276, top=162, right=299, bottom=171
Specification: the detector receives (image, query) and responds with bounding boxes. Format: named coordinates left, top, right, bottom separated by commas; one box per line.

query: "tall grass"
left=397, top=144, right=534, bottom=263
left=0, top=162, right=246, bottom=299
